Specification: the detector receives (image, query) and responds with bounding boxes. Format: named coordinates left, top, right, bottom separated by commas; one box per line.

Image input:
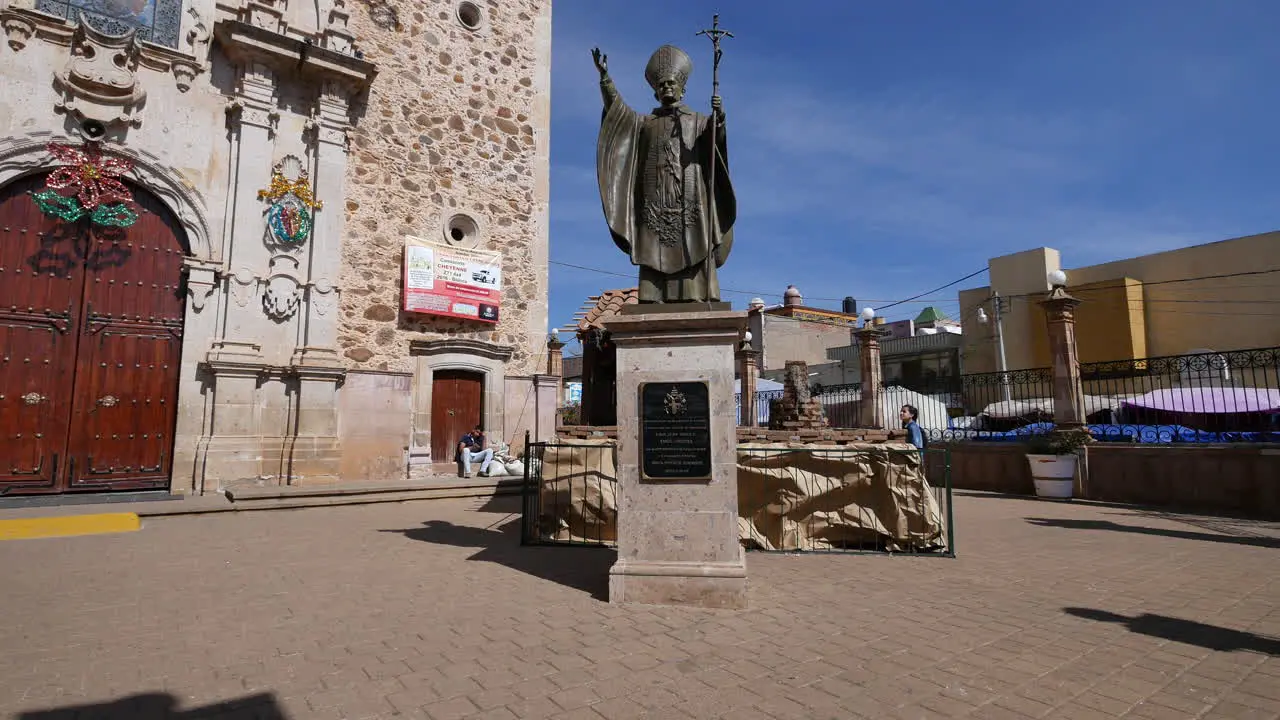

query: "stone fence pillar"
left=736, top=339, right=759, bottom=427
left=855, top=325, right=888, bottom=428
left=546, top=332, right=565, bottom=410
left=1041, top=287, right=1085, bottom=431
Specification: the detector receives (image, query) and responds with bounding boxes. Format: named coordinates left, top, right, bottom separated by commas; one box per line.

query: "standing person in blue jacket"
left=901, top=404, right=925, bottom=451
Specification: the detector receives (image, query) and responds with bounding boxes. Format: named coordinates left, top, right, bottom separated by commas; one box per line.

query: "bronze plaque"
left=639, top=381, right=712, bottom=481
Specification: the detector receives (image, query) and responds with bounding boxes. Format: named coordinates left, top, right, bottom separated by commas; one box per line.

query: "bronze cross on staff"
left=696, top=14, right=733, bottom=286
left=695, top=13, right=734, bottom=99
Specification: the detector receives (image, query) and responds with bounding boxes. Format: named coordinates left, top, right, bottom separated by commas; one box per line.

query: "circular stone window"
left=456, top=1, right=484, bottom=31
left=443, top=213, right=481, bottom=247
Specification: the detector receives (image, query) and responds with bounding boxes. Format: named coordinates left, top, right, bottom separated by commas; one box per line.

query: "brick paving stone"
left=1, top=492, right=1277, bottom=719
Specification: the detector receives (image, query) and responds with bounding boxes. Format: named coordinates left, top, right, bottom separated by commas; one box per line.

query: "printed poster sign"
left=402, top=235, right=502, bottom=323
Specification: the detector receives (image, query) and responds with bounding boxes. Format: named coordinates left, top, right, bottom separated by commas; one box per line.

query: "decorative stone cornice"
left=409, top=339, right=515, bottom=362
left=212, top=18, right=377, bottom=93
left=0, top=8, right=205, bottom=93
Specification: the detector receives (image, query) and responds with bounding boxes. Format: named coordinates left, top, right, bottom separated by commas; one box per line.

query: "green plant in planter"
left=1024, top=429, right=1092, bottom=456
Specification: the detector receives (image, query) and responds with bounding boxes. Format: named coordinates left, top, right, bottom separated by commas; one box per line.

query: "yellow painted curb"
left=0, top=513, right=141, bottom=541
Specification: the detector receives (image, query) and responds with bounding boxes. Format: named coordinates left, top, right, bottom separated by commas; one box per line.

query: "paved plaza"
left=1, top=492, right=1277, bottom=719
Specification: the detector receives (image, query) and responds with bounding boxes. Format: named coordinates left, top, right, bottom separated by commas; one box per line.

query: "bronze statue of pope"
left=592, top=44, right=736, bottom=304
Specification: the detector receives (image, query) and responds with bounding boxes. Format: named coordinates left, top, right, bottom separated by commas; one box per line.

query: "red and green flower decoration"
left=31, top=142, right=139, bottom=228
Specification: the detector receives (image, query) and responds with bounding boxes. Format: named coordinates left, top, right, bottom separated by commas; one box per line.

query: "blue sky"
left=547, top=1, right=1280, bottom=352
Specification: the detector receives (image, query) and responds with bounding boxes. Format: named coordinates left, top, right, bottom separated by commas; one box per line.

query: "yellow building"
left=959, top=230, right=1280, bottom=374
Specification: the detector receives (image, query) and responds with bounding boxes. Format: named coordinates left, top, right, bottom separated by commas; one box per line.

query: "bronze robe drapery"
left=597, top=83, right=736, bottom=303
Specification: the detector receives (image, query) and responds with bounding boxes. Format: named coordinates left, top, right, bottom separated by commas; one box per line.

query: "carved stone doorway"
left=429, top=369, right=485, bottom=466
left=0, top=173, right=187, bottom=495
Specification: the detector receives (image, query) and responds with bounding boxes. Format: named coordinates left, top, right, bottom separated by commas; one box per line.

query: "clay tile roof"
left=573, top=287, right=639, bottom=333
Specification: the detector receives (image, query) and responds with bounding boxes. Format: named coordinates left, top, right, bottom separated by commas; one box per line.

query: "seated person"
left=457, top=424, right=493, bottom=478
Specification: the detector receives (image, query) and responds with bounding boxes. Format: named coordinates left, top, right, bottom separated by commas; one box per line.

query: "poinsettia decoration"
left=30, top=142, right=139, bottom=228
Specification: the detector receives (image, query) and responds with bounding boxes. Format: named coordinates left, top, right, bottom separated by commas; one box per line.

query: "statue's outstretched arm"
left=591, top=47, right=621, bottom=110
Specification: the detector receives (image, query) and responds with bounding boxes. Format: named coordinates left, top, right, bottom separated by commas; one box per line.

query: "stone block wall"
left=338, top=370, right=414, bottom=481
left=341, top=0, right=552, bottom=376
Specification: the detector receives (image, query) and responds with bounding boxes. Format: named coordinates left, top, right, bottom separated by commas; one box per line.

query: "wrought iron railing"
left=1076, top=346, right=1280, bottom=443
left=734, top=369, right=1056, bottom=440
left=731, top=347, right=1280, bottom=444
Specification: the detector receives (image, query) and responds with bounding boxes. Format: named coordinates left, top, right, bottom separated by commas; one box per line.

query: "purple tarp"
left=1122, top=387, right=1280, bottom=414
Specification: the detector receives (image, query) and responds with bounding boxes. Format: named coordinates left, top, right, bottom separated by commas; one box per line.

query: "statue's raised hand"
left=591, top=47, right=608, bottom=77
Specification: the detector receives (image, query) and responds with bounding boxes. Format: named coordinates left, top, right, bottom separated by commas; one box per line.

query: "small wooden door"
left=431, top=370, right=484, bottom=463
left=0, top=172, right=186, bottom=495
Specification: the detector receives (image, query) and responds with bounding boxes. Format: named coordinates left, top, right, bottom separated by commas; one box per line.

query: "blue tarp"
left=969, top=422, right=1280, bottom=444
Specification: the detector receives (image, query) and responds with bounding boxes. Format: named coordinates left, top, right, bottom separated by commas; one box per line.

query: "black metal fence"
left=521, top=441, right=954, bottom=557
left=733, top=347, right=1280, bottom=444
left=1077, top=346, right=1280, bottom=443
left=520, top=441, right=616, bottom=547
left=734, top=369, right=1057, bottom=440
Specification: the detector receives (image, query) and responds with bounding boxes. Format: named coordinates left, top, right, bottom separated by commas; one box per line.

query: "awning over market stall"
left=1122, top=386, right=1280, bottom=414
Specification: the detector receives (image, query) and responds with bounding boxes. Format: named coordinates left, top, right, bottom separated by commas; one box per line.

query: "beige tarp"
left=535, top=440, right=947, bottom=552
left=536, top=440, right=618, bottom=543
left=737, top=443, right=946, bottom=552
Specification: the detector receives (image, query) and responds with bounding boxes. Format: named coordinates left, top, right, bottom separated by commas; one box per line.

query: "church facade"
left=0, top=0, right=552, bottom=496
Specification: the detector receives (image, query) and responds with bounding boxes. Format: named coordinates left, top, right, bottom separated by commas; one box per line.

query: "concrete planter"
left=1027, top=453, right=1077, bottom=499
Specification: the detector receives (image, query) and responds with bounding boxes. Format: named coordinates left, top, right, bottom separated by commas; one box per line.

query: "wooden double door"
left=431, top=370, right=484, bottom=463
left=0, top=173, right=187, bottom=495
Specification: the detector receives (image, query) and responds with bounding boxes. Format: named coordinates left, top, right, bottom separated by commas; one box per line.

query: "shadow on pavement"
left=1064, top=608, right=1280, bottom=656
left=475, top=492, right=521, bottom=514
left=957, top=489, right=1274, bottom=522
left=381, top=517, right=613, bottom=600
left=16, top=692, right=289, bottom=719
left=1027, top=517, right=1280, bottom=549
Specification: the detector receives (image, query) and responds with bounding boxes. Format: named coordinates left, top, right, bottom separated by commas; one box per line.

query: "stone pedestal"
left=603, top=309, right=748, bottom=610
left=1041, top=287, right=1085, bottom=431
left=855, top=325, right=888, bottom=428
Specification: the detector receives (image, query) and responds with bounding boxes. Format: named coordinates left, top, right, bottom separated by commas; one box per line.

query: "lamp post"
left=736, top=330, right=759, bottom=427
left=976, top=292, right=1012, bottom=404
left=855, top=307, right=887, bottom=428
left=1041, top=269, right=1086, bottom=431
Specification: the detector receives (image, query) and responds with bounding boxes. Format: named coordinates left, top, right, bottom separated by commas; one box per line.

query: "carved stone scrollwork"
left=186, top=6, right=212, bottom=64
left=311, top=279, right=339, bottom=316
left=261, top=255, right=302, bottom=321
left=183, top=259, right=219, bottom=313
left=323, top=0, right=355, bottom=54
left=246, top=0, right=285, bottom=33
left=187, top=283, right=215, bottom=311
left=263, top=275, right=301, bottom=320
left=228, top=270, right=259, bottom=308
left=53, top=23, right=147, bottom=130
left=166, top=6, right=210, bottom=93
left=2, top=13, right=35, bottom=51
left=171, top=59, right=201, bottom=93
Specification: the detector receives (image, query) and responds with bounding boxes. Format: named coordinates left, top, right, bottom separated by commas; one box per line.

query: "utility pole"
left=991, top=292, right=1011, bottom=404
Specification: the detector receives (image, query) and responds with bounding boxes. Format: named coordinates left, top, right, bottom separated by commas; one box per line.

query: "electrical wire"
left=550, top=259, right=973, bottom=305
left=872, top=268, right=988, bottom=312
left=993, top=267, right=1280, bottom=302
